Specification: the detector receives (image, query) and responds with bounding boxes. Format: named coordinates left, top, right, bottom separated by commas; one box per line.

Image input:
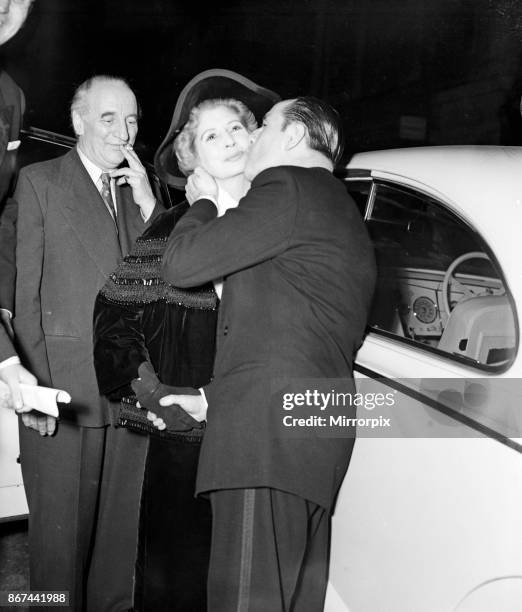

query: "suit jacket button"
left=223, top=325, right=228, bottom=336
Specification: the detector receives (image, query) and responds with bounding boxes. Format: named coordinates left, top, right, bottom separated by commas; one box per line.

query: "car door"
left=325, top=171, right=522, bottom=612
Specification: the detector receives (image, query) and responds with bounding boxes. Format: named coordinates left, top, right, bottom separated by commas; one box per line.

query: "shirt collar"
left=217, top=186, right=239, bottom=217
left=76, top=146, right=106, bottom=188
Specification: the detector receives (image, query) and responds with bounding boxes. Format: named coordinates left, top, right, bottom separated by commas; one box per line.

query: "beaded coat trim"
left=100, top=214, right=217, bottom=310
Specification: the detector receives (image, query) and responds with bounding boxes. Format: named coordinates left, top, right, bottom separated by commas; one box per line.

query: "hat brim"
left=154, top=69, right=281, bottom=189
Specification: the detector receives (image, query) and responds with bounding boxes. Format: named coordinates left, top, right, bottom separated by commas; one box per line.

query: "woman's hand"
left=185, top=167, right=218, bottom=205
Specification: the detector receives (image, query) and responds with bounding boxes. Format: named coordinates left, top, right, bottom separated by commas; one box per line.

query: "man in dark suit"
left=0, top=68, right=25, bottom=316
left=0, top=0, right=36, bottom=406
left=161, top=96, right=376, bottom=611
left=0, top=0, right=33, bottom=315
left=13, top=75, right=163, bottom=611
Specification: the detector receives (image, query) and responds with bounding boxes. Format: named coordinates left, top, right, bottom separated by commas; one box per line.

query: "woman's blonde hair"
left=173, top=98, right=257, bottom=176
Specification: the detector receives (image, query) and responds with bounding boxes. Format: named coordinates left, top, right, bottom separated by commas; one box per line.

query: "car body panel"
left=0, top=407, right=27, bottom=521
left=326, top=146, right=522, bottom=611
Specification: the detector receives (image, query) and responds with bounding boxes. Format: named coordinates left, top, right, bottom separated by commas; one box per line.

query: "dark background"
left=2, top=0, right=522, bottom=161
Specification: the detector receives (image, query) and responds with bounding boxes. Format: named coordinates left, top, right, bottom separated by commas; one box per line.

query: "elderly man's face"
left=0, top=0, right=33, bottom=46
left=74, top=80, right=138, bottom=171
left=244, top=100, right=292, bottom=181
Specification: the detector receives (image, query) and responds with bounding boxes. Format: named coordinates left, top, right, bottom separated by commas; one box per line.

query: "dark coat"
left=13, top=148, right=163, bottom=427
left=0, top=70, right=25, bottom=312
left=92, top=204, right=217, bottom=611
left=93, top=203, right=218, bottom=400
left=162, top=165, right=376, bottom=510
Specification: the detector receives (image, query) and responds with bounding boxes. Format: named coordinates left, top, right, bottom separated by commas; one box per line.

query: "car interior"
left=346, top=179, right=517, bottom=371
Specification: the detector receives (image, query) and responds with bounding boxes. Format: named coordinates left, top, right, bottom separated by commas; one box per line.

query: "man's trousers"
left=19, top=419, right=148, bottom=612
left=207, top=487, right=331, bottom=612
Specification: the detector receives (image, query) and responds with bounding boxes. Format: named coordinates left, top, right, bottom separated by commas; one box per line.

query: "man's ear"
left=285, top=121, right=306, bottom=151
left=72, top=110, right=84, bottom=137
left=283, top=122, right=306, bottom=151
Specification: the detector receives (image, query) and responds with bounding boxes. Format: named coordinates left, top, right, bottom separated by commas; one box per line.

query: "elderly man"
left=161, top=96, right=376, bottom=611
left=13, top=75, right=163, bottom=611
left=0, top=0, right=37, bottom=406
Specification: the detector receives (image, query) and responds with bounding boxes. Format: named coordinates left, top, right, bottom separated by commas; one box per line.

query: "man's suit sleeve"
left=13, top=171, right=52, bottom=384
left=145, top=199, right=166, bottom=225
left=0, top=197, right=17, bottom=311
left=0, top=323, right=15, bottom=361
left=162, top=167, right=296, bottom=287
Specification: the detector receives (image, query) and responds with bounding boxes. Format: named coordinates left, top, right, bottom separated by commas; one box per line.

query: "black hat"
left=154, top=68, right=281, bottom=189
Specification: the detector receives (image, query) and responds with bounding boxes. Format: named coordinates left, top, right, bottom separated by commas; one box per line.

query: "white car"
left=325, top=146, right=522, bottom=612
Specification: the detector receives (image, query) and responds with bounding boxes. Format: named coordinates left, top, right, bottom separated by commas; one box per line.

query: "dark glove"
left=131, top=361, right=203, bottom=431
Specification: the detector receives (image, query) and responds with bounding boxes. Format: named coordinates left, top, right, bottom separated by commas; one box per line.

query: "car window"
left=347, top=180, right=517, bottom=371
left=341, top=179, right=370, bottom=218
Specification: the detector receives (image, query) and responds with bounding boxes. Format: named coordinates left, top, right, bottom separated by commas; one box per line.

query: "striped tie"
left=100, top=172, right=117, bottom=223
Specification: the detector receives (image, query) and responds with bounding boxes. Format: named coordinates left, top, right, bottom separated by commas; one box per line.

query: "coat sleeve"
left=12, top=171, right=52, bottom=385
left=0, top=197, right=17, bottom=312
left=118, top=187, right=166, bottom=255
left=146, top=198, right=166, bottom=225
left=0, top=324, right=15, bottom=361
left=161, top=167, right=296, bottom=287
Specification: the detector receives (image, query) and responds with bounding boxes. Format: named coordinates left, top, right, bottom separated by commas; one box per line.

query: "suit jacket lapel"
left=59, top=149, right=122, bottom=276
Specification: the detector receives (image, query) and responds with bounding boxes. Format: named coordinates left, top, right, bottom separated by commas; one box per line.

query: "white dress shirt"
left=77, top=147, right=119, bottom=218
left=213, top=186, right=239, bottom=299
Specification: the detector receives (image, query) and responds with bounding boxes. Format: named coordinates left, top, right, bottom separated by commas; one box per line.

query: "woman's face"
left=193, top=105, right=251, bottom=180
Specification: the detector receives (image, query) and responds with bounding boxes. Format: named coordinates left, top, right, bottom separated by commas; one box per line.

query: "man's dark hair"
left=281, top=96, right=344, bottom=165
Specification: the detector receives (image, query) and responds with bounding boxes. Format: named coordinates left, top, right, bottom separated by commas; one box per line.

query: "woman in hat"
left=92, top=69, right=279, bottom=611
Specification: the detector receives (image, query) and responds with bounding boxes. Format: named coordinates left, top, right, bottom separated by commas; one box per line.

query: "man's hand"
left=147, top=392, right=208, bottom=430
left=110, top=144, right=156, bottom=219
left=185, top=167, right=218, bottom=205
left=21, top=413, right=56, bottom=436
left=0, top=363, right=37, bottom=412
left=159, top=392, right=207, bottom=421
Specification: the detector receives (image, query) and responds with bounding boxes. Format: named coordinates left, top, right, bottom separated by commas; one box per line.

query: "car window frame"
left=344, top=173, right=520, bottom=374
